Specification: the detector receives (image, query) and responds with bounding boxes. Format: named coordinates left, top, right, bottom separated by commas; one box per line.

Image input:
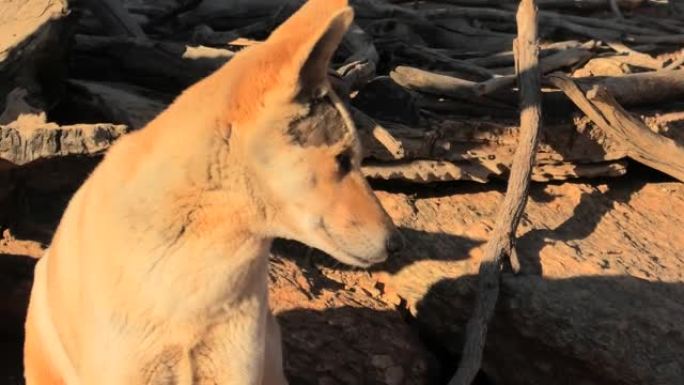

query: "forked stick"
left=448, top=0, right=542, bottom=383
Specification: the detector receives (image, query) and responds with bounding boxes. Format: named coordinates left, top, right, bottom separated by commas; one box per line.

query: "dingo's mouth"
left=320, top=221, right=388, bottom=268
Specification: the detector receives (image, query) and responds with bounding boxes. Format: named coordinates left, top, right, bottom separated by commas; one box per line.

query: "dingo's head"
left=214, top=0, right=401, bottom=267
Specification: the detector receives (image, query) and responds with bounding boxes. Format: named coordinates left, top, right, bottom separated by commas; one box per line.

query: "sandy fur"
left=23, top=1, right=395, bottom=384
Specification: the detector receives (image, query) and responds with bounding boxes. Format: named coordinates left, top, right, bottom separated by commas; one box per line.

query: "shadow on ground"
left=1, top=163, right=681, bottom=384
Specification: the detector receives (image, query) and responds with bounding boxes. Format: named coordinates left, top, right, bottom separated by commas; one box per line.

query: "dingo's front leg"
left=24, top=307, right=64, bottom=385
left=262, top=312, right=288, bottom=385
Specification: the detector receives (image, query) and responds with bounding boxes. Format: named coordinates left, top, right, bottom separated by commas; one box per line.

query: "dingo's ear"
left=268, top=0, right=353, bottom=97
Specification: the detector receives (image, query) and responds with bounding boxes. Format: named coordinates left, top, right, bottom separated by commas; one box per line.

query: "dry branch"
left=466, top=40, right=586, bottom=68
left=548, top=74, right=684, bottom=182
left=390, top=66, right=480, bottom=99
left=588, top=88, right=684, bottom=182
left=449, top=0, right=542, bottom=384
left=350, top=107, right=406, bottom=160
left=476, top=47, right=591, bottom=95
left=391, top=47, right=589, bottom=100
left=577, top=70, right=684, bottom=106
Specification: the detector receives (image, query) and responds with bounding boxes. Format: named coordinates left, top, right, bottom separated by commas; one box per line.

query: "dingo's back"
left=24, top=0, right=401, bottom=384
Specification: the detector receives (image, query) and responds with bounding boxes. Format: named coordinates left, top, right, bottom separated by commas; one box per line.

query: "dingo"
left=23, top=0, right=401, bottom=383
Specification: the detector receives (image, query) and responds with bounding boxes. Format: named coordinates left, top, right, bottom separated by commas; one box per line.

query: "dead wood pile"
left=1, top=0, right=684, bottom=184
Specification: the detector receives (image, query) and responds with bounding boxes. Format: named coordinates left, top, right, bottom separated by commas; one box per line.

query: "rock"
left=378, top=178, right=684, bottom=385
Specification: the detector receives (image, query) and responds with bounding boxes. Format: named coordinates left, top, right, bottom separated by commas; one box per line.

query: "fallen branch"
left=449, top=0, right=542, bottom=383
left=548, top=74, right=684, bottom=182
left=475, top=47, right=591, bottom=95
left=588, top=87, right=684, bottom=182
left=391, top=46, right=589, bottom=100
left=605, top=42, right=663, bottom=70
left=466, top=40, right=585, bottom=68
left=350, top=107, right=406, bottom=160
left=576, top=70, right=684, bottom=106
left=390, top=66, right=480, bottom=99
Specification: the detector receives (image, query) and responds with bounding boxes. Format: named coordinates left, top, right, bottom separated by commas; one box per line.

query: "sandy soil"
left=1, top=163, right=682, bottom=384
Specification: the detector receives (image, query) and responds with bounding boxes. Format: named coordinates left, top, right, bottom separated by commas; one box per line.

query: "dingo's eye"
left=335, top=152, right=352, bottom=176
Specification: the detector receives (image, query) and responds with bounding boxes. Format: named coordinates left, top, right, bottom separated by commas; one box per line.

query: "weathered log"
left=390, top=66, right=481, bottom=99
left=363, top=159, right=626, bottom=183
left=576, top=69, right=684, bottom=106
left=588, top=86, right=684, bottom=182
left=0, top=123, right=128, bottom=167
left=549, top=74, right=684, bottom=182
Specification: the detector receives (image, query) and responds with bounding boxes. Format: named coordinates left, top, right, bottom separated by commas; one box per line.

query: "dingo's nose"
left=386, top=230, right=404, bottom=254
